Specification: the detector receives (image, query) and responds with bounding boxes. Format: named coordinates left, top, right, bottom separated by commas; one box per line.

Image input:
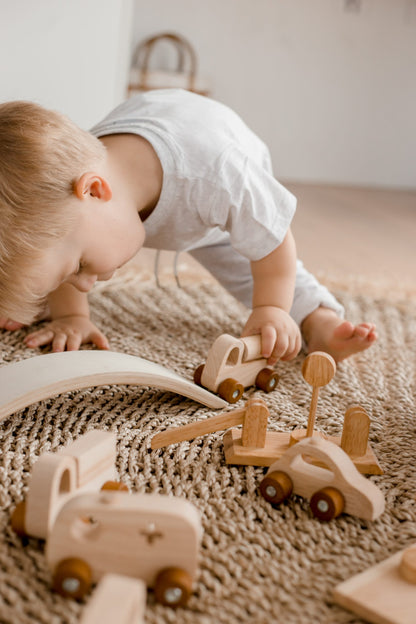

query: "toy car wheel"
left=100, top=480, right=129, bottom=492
left=52, top=557, right=92, bottom=599
left=217, top=378, right=244, bottom=403
left=193, top=364, right=205, bottom=386
left=154, top=567, right=193, bottom=607
left=259, top=471, right=293, bottom=505
left=10, top=501, right=27, bottom=537
left=310, top=487, right=344, bottom=521
left=256, top=368, right=280, bottom=393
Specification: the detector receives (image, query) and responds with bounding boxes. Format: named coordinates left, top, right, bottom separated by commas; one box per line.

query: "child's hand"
left=0, top=317, right=26, bottom=331
left=241, top=306, right=301, bottom=366
left=24, top=315, right=109, bottom=352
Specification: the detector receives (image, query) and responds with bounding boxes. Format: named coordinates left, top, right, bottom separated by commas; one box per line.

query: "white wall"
left=0, top=0, right=134, bottom=129
left=131, top=0, right=416, bottom=189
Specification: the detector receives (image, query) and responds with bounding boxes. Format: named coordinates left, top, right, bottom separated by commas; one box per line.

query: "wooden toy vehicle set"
left=153, top=351, right=383, bottom=476
left=11, top=432, right=202, bottom=610
left=7, top=336, right=399, bottom=620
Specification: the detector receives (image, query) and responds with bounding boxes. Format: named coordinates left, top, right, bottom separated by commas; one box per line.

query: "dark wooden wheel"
left=310, top=486, right=344, bottom=521
left=100, top=480, right=129, bottom=492
left=10, top=501, right=27, bottom=537
left=193, top=364, right=205, bottom=386
left=154, top=567, right=193, bottom=607
left=255, top=368, right=280, bottom=392
left=52, top=557, right=92, bottom=599
left=259, top=471, right=293, bottom=505
left=217, top=378, right=244, bottom=403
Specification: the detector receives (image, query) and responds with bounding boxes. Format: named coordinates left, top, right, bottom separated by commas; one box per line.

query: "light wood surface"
left=0, top=350, right=226, bottom=422
left=80, top=574, right=146, bottom=624
left=301, top=352, right=336, bottom=437
left=151, top=396, right=269, bottom=450
left=334, top=544, right=416, bottom=624
left=341, top=406, right=371, bottom=457
left=151, top=407, right=246, bottom=450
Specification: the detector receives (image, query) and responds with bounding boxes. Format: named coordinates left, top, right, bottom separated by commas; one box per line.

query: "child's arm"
left=241, top=228, right=301, bottom=365
left=24, top=283, right=109, bottom=352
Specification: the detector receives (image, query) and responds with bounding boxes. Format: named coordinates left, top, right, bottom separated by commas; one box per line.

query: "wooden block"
left=151, top=408, right=245, bottom=450
left=0, top=350, right=226, bottom=423
left=334, top=544, right=416, bottom=624
left=223, top=429, right=292, bottom=466
left=25, top=454, right=77, bottom=539
left=60, top=430, right=117, bottom=489
left=80, top=574, right=146, bottom=624
left=241, top=397, right=269, bottom=448
left=341, top=405, right=370, bottom=457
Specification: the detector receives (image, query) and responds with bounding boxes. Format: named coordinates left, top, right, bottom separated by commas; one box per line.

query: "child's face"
left=33, top=199, right=146, bottom=298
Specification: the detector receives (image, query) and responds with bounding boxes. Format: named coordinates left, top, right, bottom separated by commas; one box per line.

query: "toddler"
left=0, top=90, right=376, bottom=365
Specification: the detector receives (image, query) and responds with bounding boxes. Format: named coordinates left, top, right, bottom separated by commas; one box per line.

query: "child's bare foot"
left=301, top=307, right=377, bottom=362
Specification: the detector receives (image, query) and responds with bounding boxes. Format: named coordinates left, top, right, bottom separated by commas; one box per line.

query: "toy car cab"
left=46, top=490, right=202, bottom=608
left=194, top=333, right=279, bottom=403
left=259, top=436, right=385, bottom=521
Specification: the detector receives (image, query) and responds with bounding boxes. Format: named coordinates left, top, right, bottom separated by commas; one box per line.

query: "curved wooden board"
left=0, top=351, right=227, bottom=421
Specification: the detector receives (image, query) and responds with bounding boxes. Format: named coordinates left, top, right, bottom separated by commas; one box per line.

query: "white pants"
left=188, top=239, right=344, bottom=327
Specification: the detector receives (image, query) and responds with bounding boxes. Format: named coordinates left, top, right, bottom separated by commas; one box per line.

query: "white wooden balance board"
left=0, top=350, right=227, bottom=422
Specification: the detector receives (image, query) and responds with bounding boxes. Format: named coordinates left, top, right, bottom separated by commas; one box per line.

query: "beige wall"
left=131, top=0, right=416, bottom=189
left=0, top=0, right=133, bottom=129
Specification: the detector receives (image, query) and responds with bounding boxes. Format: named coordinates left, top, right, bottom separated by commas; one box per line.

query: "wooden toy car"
left=259, top=436, right=385, bottom=521
left=11, top=431, right=127, bottom=540
left=194, top=333, right=279, bottom=402
left=46, top=490, right=202, bottom=608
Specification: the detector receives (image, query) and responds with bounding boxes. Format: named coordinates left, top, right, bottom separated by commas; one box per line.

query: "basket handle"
left=131, top=32, right=198, bottom=92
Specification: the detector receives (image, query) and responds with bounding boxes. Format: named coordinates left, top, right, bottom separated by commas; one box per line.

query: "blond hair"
left=0, top=100, right=106, bottom=323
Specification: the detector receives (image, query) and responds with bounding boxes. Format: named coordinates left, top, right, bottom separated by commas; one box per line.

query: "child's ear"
left=73, top=172, right=112, bottom=201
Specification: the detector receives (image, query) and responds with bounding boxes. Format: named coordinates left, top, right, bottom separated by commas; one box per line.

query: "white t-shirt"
left=91, top=89, right=296, bottom=261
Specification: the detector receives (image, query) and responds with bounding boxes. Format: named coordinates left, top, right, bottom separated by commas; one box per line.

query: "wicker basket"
left=128, top=32, right=210, bottom=97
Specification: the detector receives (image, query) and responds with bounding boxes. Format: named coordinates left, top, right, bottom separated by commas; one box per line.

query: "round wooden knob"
left=399, top=545, right=416, bottom=584
left=302, top=352, right=336, bottom=388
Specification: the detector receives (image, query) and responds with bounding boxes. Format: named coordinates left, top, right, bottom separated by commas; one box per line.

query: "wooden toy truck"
left=334, top=543, right=416, bottom=624
left=194, top=333, right=280, bottom=403
left=46, top=490, right=202, bottom=608
left=11, top=431, right=202, bottom=609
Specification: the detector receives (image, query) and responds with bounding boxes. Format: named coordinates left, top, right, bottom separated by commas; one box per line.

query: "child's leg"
left=189, top=240, right=376, bottom=361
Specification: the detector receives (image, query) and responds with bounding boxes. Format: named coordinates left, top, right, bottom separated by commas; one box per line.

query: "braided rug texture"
left=0, top=281, right=415, bottom=624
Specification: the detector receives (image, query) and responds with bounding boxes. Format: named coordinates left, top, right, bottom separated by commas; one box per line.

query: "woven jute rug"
left=0, top=279, right=415, bottom=624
